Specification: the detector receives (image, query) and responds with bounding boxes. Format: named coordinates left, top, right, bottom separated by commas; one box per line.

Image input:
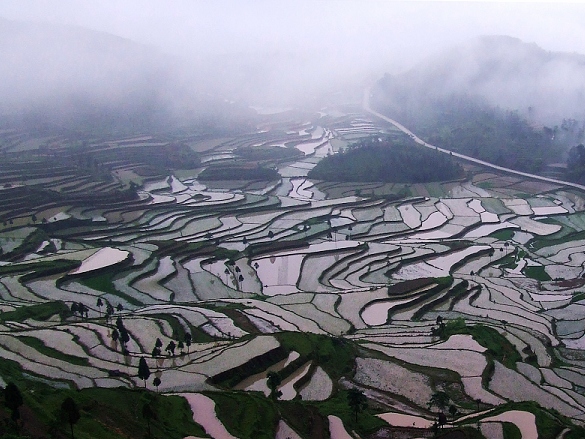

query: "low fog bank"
left=4, top=15, right=585, bottom=138
left=374, top=36, right=585, bottom=127
left=0, top=19, right=261, bottom=134
left=0, top=18, right=382, bottom=135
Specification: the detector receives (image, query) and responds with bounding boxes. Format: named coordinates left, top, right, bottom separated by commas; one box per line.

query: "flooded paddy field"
left=2, top=108, right=585, bottom=437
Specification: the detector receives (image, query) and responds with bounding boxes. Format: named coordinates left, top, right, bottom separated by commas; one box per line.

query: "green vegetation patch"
left=479, top=401, right=583, bottom=439
left=312, top=390, right=387, bottom=435
left=0, top=359, right=205, bottom=439
left=210, top=344, right=288, bottom=388
left=529, top=229, right=585, bottom=251
left=308, top=136, right=464, bottom=183
left=441, top=318, right=521, bottom=369
left=502, top=421, right=522, bottom=439
left=523, top=265, right=552, bottom=281
left=1, top=300, right=70, bottom=323
left=148, top=313, right=215, bottom=344
left=0, top=259, right=80, bottom=280
left=276, top=332, right=356, bottom=381
left=78, top=271, right=142, bottom=306
left=490, top=229, right=515, bottom=241
left=210, top=391, right=279, bottom=439
left=17, top=336, right=89, bottom=366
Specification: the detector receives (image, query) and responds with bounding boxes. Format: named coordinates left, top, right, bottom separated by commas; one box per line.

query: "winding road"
left=362, top=89, right=585, bottom=193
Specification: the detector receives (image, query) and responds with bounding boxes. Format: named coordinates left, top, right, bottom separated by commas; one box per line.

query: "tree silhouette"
left=119, top=328, right=130, bottom=347
left=438, top=412, right=447, bottom=428
left=115, top=317, right=124, bottom=331
left=111, top=328, right=119, bottom=344
left=266, top=371, right=282, bottom=400
left=178, top=340, right=185, bottom=355
left=106, top=303, right=114, bottom=321
left=448, top=404, right=458, bottom=421
left=4, top=382, right=23, bottom=427
left=184, top=332, right=192, bottom=353
left=77, top=302, right=88, bottom=319
left=153, top=376, right=161, bottom=392
left=347, top=388, right=368, bottom=423
left=61, top=397, right=80, bottom=439
left=96, top=298, right=103, bottom=316
left=165, top=340, right=176, bottom=356
left=142, top=400, right=157, bottom=438
left=138, top=357, right=151, bottom=387
left=428, top=391, right=450, bottom=413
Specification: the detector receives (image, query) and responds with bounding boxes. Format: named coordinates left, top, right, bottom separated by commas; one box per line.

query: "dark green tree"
left=165, top=340, right=176, bottom=356
left=266, top=371, right=282, bottom=401
left=428, top=391, right=450, bottom=413
left=4, top=382, right=23, bottom=425
left=61, top=397, right=80, bottom=439
left=142, top=400, right=157, bottom=438
left=111, top=328, right=119, bottom=344
left=119, top=328, right=130, bottom=347
left=347, top=388, right=368, bottom=423
left=138, top=357, right=151, bottom=387
left=153, top=376, right=161, bottom=392
left=96, top=297, right=103, bottom=316
left=184, top=332, right=192, bottom=353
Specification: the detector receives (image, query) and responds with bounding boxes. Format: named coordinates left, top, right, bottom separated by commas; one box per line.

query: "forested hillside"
left=308, top=136, right=464, bottom=183
left=371, top=36, right=585, bottom=177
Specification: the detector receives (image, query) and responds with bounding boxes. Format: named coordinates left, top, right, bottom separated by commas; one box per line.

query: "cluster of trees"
left=373, top=91, right=564, bottom=175
left=150, top=332, right=192, bottom=359
left=307, top=136, right=464, bottom=183
left=2, top=382, right=80, bottom=438
left=566, top=143, right=585, bottom=183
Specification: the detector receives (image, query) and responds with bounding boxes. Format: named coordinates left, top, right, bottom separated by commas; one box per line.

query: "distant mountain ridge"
left=0, top=18, right=251, bottom=135
left=373, top=35, right=585, bottom=126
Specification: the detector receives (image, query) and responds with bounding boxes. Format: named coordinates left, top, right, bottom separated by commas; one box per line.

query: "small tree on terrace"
left=138, top=357, right=151, bottom=387
left=106, top=303, right=114, bottom=321
left=61, top=397, right=80, bottom=439
left=142, top=399, right=157, bottom=438
left=428, top=391, right=450, bottom=414
left=185, top=332, right=192, bottom=353
left=347, top=388, right=368, bottom=423
left=96, top=297, right=103, bottom=316
left=266, top=371, right=282, bottom=401
left=4, top=382, right=23, bottom=427
left=165, top=340, right=176, bottom=356
left=153, top=376, right=161, bottom=392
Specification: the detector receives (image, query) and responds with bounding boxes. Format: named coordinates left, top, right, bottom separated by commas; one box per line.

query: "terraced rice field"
left=2, top=109, right=585, bottom=438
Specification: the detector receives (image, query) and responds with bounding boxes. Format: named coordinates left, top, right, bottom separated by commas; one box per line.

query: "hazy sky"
left=2, top=1, right=585, bottom=73
left=2, top=1, right=585, bottom=111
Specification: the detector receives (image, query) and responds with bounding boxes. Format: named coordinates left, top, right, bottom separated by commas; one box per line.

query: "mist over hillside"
left=373, top=35, right=585, bottom=128
left=0, top=18, right=254, bottom=134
